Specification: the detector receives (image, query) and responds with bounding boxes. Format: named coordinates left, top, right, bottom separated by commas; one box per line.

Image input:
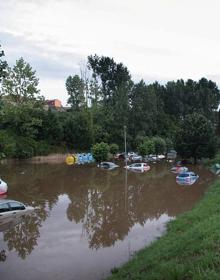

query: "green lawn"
left=107, top=180, right=220, bottom=280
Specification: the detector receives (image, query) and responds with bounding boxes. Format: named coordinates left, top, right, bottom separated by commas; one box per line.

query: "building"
left=46, top=99, right=62, bottom=108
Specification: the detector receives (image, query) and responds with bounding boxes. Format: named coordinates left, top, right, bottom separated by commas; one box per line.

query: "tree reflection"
left=0, top=162, right=211, bottom=258
left=0, top=249, right=6, bottom=262
left=3, top=206, right=49, bottom=259
left=65, top=163, right=209, bottom=250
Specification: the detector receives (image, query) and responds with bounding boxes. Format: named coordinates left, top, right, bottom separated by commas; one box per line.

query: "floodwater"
left=0, top=161, right=214, bottom=280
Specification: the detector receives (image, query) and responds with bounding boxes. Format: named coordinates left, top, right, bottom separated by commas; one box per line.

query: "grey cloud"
left=0, top=31, right=84, bottom=80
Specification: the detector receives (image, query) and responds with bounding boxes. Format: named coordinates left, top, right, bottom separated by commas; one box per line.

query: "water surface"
left=0, top=161, right=214, bottom=279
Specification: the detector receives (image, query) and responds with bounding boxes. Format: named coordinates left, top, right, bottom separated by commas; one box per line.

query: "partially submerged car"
left=170, top=166, right=188, bottom=174
left=125, top=162, right=150, bottom=172
left=98, top=162, right=119, bottom=170
left=0, top=200, right=34, bottom=218
left=130, top=154, right=142, bottom=161
left=176, top=172, right=199, bottom=186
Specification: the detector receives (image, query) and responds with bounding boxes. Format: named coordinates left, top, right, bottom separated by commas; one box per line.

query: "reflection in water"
left=0, top=161, right=214, bottom=280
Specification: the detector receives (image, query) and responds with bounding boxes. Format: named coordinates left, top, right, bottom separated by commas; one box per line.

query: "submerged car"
left=0, top=179, right=8, bottom=195
left=130, top=154, right=143, bottom=161
left=125, top=162, right=150, bottom=172
left=176, top=172, right=199, bottom=186
left=0, top=199, right=34, bottom=218
left=170, top=166, right=188, bottom=174
left=98, top=162, right=119, bottom=170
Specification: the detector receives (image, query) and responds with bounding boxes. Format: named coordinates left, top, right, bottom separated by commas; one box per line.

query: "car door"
left=0, top=202, right=11, bottom=219
left=133, top=163, right=141, bottom=170
left=8, top=202, right=25, bottom=216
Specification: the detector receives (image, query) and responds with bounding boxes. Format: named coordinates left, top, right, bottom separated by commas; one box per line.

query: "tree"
left=137, top=139, right=155, bottom=156
left=109, top=143, right=119, bottom=155
left=88, top=55, right=132, bottom=147
left=152, top=137, right=166, bottom=155
left=63, top=111, right=92, bottom=150
left=0, top=45, right=7, bottom=87
left=176, top=113, right=217, bottom=164
left=66, top=75, right=85, bottom=110
left=1, top=57, right=42, bottom=104
left=92, top=142, right=109, bottom=162
left=129, top=80, right=158, bottom=141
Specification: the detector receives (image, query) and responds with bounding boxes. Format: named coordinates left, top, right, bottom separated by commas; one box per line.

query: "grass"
left=107, top=180, right=220, bottom=280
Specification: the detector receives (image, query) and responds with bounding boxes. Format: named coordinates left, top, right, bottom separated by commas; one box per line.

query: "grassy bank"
left=108, top=180, right=220, bottom=280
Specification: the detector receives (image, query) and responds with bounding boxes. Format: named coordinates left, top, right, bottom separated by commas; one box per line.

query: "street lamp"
left=124, top=125, right=127, bottom=167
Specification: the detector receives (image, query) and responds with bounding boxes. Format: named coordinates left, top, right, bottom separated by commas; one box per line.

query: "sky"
left=1, top=0, right=220, bottom=106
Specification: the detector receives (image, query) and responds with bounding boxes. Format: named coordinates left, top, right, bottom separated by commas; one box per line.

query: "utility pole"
left=124, top=125, right=127, bottom=167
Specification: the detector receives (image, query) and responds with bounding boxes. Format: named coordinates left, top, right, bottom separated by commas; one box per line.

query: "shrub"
left=92, top=142, right=109, bottom=162
left=0, top=130, right=16, bottom=158
left=152, top=136, right=166, bottom=155
left=109, top=143, right=119, bottom=155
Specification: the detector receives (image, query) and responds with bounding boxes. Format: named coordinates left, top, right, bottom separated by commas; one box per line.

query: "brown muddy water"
left=0, top=161, right=215, bottom=280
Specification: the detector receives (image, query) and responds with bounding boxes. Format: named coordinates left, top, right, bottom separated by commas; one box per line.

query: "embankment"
left=108, top=179, right=220, bottom=279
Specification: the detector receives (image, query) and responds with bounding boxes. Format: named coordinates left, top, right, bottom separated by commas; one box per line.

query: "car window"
left=9, top=202, right=25, bottom=211
left=0, top=203, right=10, bottom=213
left=178, top=173, right=189, bottom=178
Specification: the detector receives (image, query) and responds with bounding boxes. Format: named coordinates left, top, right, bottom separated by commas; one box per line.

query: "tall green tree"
left=129, top=80, right=158, bottom=143
left=1, top=57, right=42, bottom=104
left=176, top=113, right=217, bottom=163
left=66, top=75, right=85, bottom=110
left=0, top=45, right=7, bottom=87
left=88, top=55, right=132, bottom=147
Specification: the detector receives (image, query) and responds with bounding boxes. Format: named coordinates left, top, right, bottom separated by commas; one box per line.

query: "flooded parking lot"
left=0, top=161, right=214, bottom=280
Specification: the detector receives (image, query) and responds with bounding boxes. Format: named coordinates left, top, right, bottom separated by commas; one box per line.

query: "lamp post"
left=124, top=125, right=127, bottom=167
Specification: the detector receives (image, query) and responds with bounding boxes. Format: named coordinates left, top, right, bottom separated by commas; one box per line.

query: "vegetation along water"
left=1, top=43, right=220, bottom=279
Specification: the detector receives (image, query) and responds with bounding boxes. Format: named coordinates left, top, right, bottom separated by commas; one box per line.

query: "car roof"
left=0, top=199, right=23, bottom=204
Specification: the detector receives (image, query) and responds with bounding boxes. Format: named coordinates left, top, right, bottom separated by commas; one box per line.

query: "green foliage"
left=0, top=51, right=219, bottom=160
left=92, top=142, right=109, bottom=162
left=66, top=75, right=85, bottom=110
left=1, top=57, right=43, bottom=104
left=0, top=45, right=7, bottom=86
left=137, top=139, right=155, bottom=156
left=63, top=110, right=93, bottom=150
left=0, top=130, right=16, bottom=158
left=152, top=136, right=166, bottom=155
left=109, top=143, right=119, bottom=155
left=39, top=109, right=63, bottom=145
left=176, top=113, right=217, bottom=163
left=15, top=137, right=36, bottom=159
left=164, top=137, right=174, bottom=152
left=137, top=142, right=147, bottom=157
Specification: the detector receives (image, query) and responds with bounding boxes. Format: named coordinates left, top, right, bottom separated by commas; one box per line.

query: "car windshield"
left=0, top=203, right=10, bottom=213
left=178, top=173, right=189, bottom=178
left=9, top=202, right=25, bottom=210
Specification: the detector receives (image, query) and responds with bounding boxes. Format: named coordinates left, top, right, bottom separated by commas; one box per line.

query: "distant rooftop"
left=46, top=99, right=62, bottom=108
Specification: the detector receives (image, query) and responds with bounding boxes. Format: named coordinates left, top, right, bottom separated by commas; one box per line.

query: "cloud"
left=0, top=31, right=85, bottom=79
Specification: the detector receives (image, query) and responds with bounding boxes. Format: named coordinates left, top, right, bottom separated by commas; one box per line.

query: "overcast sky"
left=1, top=0, right=220, bottom=106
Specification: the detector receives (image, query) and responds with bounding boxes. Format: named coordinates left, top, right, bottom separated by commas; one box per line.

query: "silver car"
left=0, top=199, right=34, bottom=218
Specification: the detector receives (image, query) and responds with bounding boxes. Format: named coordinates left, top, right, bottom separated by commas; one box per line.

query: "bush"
left=35, top=141, right=51, bottom=155
left=92, top=142, right=109, bottom=162
left=109, top=143, right=119, bottom=155
left=152, top=136, right=166, bottom=155
left=15, top=137, right=36, bottom=159
left=137, top=139, right=155, bottom=156
left=0, top=130, right=16, bottom=158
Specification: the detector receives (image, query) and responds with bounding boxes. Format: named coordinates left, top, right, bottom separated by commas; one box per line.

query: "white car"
left=130, top=155, right=142, bottom=161
left=98, top=162, right=119, bottom=170
left=125, top=162, right=150, bottom=172
left=0, top=200, right=34, bottom=218
left=176, top=172, right=199, bottom=186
